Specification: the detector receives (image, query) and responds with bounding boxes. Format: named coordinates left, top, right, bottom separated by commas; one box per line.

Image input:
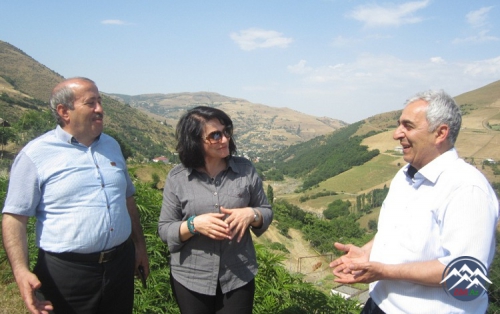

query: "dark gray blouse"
left=158, top=156, right=273, bottom=295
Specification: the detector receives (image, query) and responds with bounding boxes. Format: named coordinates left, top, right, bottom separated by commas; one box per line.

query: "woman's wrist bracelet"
left=187, top=216, right=199, bottom=235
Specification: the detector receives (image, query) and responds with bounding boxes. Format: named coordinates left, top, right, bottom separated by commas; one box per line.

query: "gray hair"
left=49, top=77, right=95, bottom=126
left=405, top=90, right=462, bottom=146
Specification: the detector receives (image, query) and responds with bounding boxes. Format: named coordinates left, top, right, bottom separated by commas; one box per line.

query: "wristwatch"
left=252, top=208, right=259, bottom=222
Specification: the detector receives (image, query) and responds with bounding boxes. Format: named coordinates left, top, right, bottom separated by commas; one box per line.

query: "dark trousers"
left=170, top=274, right=255, bottom=314
left=34, top=240, right=135, bottom=314
left=361, top=298, right=385, bottom=314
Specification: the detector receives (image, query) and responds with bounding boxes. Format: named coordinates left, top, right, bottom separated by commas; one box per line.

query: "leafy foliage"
left=272, top=199, right=369, bottom=253
left=355, top=185, right=389, bottom=213
left=267, top=184, right=274, bottom=205
left=323, top=199, right=351, bottom=219
left=264, top=168, right=285, bottom=181
left=10, top=110, right=55, bottom=146
left=299, top=190, right=337, bottom=203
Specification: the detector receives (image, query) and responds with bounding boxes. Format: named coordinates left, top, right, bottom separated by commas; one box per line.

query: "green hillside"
left=0, top=40, right=176, bottom=161
left=261, top=121, right=381, bottom=191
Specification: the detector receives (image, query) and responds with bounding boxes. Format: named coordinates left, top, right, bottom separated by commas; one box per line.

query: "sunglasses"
left=204, top=126, right=233, bottom=144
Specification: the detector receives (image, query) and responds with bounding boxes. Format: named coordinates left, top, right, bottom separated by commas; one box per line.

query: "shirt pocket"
left=224, top=178, right=251, bottom=208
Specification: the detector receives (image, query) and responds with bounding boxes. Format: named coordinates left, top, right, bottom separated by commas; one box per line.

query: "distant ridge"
left=0, top=40, right=176, bottom=160
left=455, top=79, right=500, bottom=107
left=0, top=40, right=63, bottom=101
left=109, top=91, right=349, bottom=154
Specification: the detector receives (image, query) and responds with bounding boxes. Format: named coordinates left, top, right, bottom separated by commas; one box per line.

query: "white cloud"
left=287, top=60, right=312, bottom=74
left=331, top=35, right=360, bottom=47
left=347, top=0, right=429, bottom=27
left=230, top=28, right=293, bottom=51
left=466, top=6, right=493, bottom=28
left=453, top=30, right=499, bottom=44
left=101, top=19, right=126, bottom=25
left=430, top=57, right=445, bottom=64
left=464, top=56, right=500, bottom=77
left=280, top=53, right=500, bottom=121
left=454, top=7, right=498, bottom=44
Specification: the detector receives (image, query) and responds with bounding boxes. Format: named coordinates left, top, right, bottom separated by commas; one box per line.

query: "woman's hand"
left=220, top=206, right=255, bottom=242
left=192, top=213, right=231, bottom=240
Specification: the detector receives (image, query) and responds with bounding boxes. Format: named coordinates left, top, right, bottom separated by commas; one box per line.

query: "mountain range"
left=0, top=39, right=346, bottom=158
left=108, top=92, right=347, bottom=155
left=1, top=38, right=500, bottom=190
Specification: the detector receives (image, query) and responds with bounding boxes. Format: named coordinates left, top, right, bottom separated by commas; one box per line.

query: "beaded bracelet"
left=187, top=216, right=199, bottom=235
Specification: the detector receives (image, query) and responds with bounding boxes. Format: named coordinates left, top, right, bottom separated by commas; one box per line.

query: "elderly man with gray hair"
left=330, top=90, right=498, bottom=313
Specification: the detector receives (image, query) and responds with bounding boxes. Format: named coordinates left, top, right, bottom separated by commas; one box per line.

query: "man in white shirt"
left=330, top=90, right=498, bottom=313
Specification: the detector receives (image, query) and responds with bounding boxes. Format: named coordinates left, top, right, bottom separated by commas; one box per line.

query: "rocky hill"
left=109, top=92, right=348, bottom=155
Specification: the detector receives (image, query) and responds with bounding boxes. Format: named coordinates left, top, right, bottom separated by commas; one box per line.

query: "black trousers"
left=170, top=274, right=255, bottom=314
left=34, top=240, right=135, bottom=314
left=360, top=298, right=386, bottom=314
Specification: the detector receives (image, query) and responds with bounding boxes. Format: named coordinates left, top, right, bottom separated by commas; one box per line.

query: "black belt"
left=42, top=238, right=131, bottom=264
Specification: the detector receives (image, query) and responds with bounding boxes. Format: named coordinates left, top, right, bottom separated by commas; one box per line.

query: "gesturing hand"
left=220, top=206, right=253, bottom=243
left=329, top=242, right=377, bottom=284
left=192, top=213, right=231, bottom=240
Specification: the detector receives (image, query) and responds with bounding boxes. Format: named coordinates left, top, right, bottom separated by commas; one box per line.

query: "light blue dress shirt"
left=2, top=126, right=135, bottom=253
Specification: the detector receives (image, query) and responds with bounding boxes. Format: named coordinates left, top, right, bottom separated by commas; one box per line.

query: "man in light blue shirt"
left=2, top=77, right=149, bottom=314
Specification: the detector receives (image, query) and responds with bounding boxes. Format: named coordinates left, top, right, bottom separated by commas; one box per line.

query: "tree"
left=323, top=199, right=350, bottom=219
left=151, top=173, right=160, bottom=189
left=267, top=184, right=274, bottom=205
left=13, top=110, right=55, bottom=144
left=0, top=122, right=14, bottom=146
left=105, top=129, right=133, bottom=160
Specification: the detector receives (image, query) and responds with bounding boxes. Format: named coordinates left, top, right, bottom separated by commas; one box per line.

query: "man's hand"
left=331, top=260, right=384, bottom=284
left=329, top=242, right=381, bottom=284
left=15, top=270, right=53, bottom=314
left=2, top=214, right=53, bottom=313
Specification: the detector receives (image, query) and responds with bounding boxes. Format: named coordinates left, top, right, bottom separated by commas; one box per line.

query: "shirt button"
left=214, top=192, right=217, bottom=196
left=216, top=181, right=219, bottom=185
left=110, top=228, right=114, bottom=231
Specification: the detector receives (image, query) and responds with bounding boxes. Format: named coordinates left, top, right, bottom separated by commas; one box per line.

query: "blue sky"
left=1, top=1, right=499, bottom=123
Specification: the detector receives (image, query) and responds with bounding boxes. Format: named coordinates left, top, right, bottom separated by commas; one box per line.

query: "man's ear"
left=56, top=104, right=70, bottom=125
left=435, top=124, right=449, bottom=145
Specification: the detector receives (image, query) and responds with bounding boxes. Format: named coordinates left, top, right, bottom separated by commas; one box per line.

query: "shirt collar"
left=55, top=125, right=101, bottom=146
left=226, top=157, right=239, bottom=174
left=186, top=156, right=238, bottom=177
left=406, top=148, right=458, bottom=185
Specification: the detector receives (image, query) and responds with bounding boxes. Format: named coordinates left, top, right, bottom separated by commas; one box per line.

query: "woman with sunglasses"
left=159, top=106, right=273, bottom=314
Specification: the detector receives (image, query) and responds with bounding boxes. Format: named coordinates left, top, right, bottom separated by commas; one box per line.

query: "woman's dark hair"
left=176, top=106, right=237, bottom=168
